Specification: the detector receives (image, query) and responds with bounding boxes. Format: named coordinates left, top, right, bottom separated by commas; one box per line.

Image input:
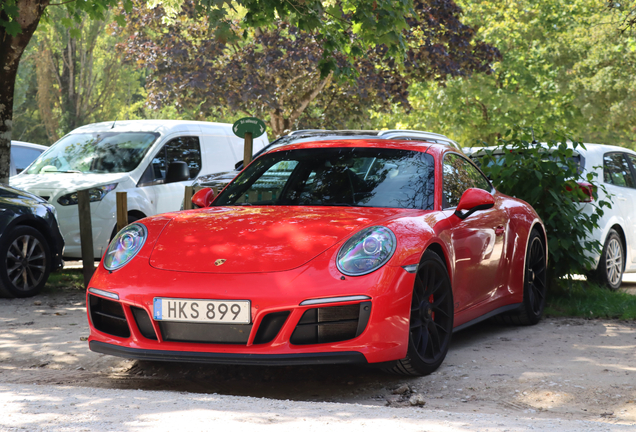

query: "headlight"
left=103, top=223, right=147, bottom=271
left=337, top=226, right=397, bottom=276
left=57, top=183, right=117, bottom=206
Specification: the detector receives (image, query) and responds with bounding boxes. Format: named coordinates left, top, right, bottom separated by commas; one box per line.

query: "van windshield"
left=26, top=132, right=160, bottom=174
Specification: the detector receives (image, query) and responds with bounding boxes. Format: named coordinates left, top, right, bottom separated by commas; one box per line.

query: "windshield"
left=215, top=147, right=435, bottom=210
left=26, top=132, right=160, bottom=174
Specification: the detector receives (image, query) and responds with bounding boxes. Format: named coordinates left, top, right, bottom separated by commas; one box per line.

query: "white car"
left=10, top=120, right=268, bottom=259
left=465, top=143, right=636, bottom=290
left=10, top=141, right=47, bottom=176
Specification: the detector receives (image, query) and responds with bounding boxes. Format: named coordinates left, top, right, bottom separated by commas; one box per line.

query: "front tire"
left=0, top=226, right=52, bottom=298
left=496, top=228, right=547, bottom=326
left=388, top=250, right=454, bottom=376
left=594, top=229, right=623, bottom=291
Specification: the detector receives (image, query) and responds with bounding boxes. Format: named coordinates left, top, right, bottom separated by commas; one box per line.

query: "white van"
left=10, top=120, right=268, bottom=259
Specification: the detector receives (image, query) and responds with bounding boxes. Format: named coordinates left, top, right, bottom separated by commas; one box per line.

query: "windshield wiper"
left=55, top=170, right=83, bottom=173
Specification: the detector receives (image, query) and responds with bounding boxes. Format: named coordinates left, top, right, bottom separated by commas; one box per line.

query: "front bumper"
left=87, top=257, right=416, bottom=365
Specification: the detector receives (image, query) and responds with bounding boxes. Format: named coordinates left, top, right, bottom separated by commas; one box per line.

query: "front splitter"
left=89, top=341, right=368, bottom=366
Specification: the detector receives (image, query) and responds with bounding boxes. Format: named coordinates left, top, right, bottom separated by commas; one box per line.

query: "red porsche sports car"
left=87, top=139, right=547, bottom=376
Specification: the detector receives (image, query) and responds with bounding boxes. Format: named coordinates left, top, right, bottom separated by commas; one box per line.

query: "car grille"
left=290, top=302, right=372, bottom=345
left=158, top=322, right=253, bottom=344
left=88, top=295, right=130, bottom=338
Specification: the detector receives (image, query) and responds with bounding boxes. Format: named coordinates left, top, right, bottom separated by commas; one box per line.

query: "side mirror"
left=192, top=187, right=215, bottom=208
left=454, top=188, right=495, bottom=220
left=165, top=161, right=190, bottom=183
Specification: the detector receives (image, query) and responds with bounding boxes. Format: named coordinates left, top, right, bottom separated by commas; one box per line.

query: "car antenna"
left=111, top=119, right=117, bottom=129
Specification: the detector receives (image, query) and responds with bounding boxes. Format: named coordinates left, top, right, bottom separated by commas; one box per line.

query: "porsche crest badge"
left=214, top=259, right=227, bottom=266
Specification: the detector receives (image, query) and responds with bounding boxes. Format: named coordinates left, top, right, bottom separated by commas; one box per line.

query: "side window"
left=443, top=153, right=492, bottom=208
left=627, top=155, right=636, bottom=180
left=234, top=160, right=299, bottom=204
left=138, top=137, right=202, bottom=186
left=166, top=137, right=201, bottom=179
left=603, top=153, right=635, bottom=188
left=12, top=147, right=44, bottom=173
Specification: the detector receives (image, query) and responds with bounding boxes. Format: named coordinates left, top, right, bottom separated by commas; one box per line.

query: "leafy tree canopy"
left=373, top=0, right=636, bottom=148
left=118, top=0, right=499, bottom=136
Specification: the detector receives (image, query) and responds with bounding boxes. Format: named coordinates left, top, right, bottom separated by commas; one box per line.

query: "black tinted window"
left=144, top=136, right=202, bottom=182
left=443, top=153, right=491, bottom=208
left=604, top=153, right=634, bottom=188
left=216, top=147, right=435, bottom=210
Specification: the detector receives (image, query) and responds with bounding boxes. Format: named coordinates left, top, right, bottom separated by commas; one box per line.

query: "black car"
left=0, top=184, right=64, bottom=297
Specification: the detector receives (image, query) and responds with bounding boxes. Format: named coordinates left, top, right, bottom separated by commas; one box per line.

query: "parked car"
left=10, top=120, right=268, bottom=259
left=194, top=129, right=463, bottom=191
left=10, top=141, right=47, bottom=176
left=0, top=184, right=64, bottom=297
left=465, top=143, right=636, bottom=290
left=87, top=137, right=546, bottom=376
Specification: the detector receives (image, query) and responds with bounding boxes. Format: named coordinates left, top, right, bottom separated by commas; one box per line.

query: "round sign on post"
left=233, top=117, right=266, bottom=167
left=232, top=117, right=266, bottom=138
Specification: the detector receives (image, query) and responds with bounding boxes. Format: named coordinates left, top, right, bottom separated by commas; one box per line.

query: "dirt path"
left=1, top=288, right=635, bottom=429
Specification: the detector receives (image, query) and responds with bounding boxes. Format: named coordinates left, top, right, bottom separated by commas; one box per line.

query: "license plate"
left=153, top=298, right=251, bottom=324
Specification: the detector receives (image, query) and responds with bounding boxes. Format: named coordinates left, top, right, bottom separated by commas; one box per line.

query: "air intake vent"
left=89, top=295, right=130, bottom=338
left=253, top=311, right=290, bottom=344
left=290, top=302, right=371, bottom=345
left=131, top=306, right=157, bottom=340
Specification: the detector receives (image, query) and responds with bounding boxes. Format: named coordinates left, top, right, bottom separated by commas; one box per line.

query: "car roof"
left=464, top=142, right=636, bottom=158
left=266, top=138, right=444, bottom=154
left=11, top=141, right=48, bottom=151
left=285, top=129, right=461, bottom=148
left=68, top=120, right=242, bottom=136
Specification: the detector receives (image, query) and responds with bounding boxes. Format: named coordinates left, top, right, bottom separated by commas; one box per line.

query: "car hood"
left=149, top=206, right=411, bottom=273
left=9, top=172, right=129, bottom=195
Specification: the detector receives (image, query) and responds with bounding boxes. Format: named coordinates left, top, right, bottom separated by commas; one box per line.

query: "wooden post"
left=116, top=192, right=128, bottom=233
left=184, top=186, right=194, bottom=210
left=77, top=190, right=95, bottom=288
left=243, top=131, right=253, bottom=166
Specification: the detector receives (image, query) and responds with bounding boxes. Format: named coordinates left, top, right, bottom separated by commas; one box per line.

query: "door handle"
left=495, top=225, right=505, bottom=236
left=617, top=196, right=627, bottom=201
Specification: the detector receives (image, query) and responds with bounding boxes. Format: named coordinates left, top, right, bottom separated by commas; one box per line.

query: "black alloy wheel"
left=0, top=226, right=52, bottom=298
left=496, top=228, right=547, bottom=326
left=388, top=250, right=454, bottom=376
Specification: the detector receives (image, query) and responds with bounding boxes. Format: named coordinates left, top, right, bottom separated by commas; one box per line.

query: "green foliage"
left=0, top=1, right=22, bottom=36
left=475, top=128, right=611, bottom=280
left=372, top=0, right=636, bottom=148
left=118, top=0, right=498, bottom=137
left=545, top=279, right=636, bottom=320
left=13, top=8, right=147, bottom=144
left=43, top=269, right=85, bottom=293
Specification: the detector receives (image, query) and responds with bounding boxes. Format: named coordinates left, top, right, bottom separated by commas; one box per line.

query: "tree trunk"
left=0, top=0, right=48, bottom=183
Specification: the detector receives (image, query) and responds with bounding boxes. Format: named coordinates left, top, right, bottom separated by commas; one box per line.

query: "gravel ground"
left=1, top=284, right=635, bottom=431
left=1, top=383, right=634, bottom=432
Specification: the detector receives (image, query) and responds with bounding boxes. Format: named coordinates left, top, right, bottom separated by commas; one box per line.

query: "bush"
left=473, top=128, right=611, bottom=282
